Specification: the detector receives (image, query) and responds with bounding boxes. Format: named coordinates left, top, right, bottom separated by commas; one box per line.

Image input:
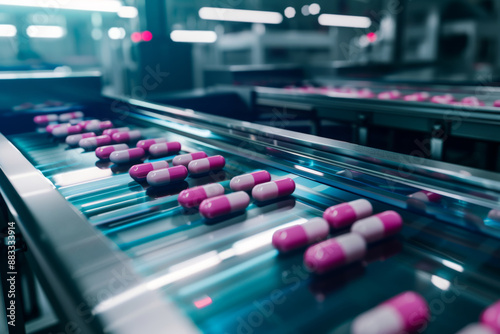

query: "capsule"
left=84, top=120, right=113, bottom=132
left=149, top=141, right=182, bottom=157
left=377, top=90, right=401, bottom=100
left=323, top=199, right=373, bottom=229
left=95, top=144, right=129, bottom=160
left=178, top=183, right=225, bottom=208
left=493, top=100, right=500, bottom=107
left=78, top=119, right=99, bottom=128
left=103, top=127, right=130, bottom=136
left=79, top=135, right=112, bottom=150
left=230, top=170, right=271, bottom=192
left=251, top=178, right=295, bottom=202
left=129, top=161, right=169, bottom=181
left=304, top=233, right=366, bottom=273
left=481, top=300, right=500, bottom=333
left=188, top=155, right=225, bottom=175
left=356, top=88, right=375, bottom=98
left=66, top=132, right=96, bottom=146
left=111, top=130, right=142, bottom=143
left=455, top=324, right=495, bottom=334
left=461, top=96, right=485, bottom=106
left=351, top=211, right=403, bottom=243
left=34, top=114, right=58, bottom=124
left=136, top=138, right=169, bottom=152
left=59, top=111, right=84, bottom=122
left=272, top=218, right=329, bottom=253
left=351, top=291, right=429, bottom=334
left=404, top=94, right=426, bottom=102
left=147, top=165, right=188, bottom=186
left=408, top=190, right=442, bottom=203
left=52, top=125, right=82, bottom=138
left=172, top=151, right=208, bottom=166
left=430, top=94, right=454, bottom=104
left=199, top=191, right=250, bottom=219
left=109, top=148, right=145, bottom=164
left=46, top=123, right=69, bottom=134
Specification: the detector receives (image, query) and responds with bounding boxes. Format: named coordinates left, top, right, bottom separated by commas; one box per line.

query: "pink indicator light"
left=367, top=32, right=377, bottom=43
left=142, top=31, right=153, bottom=42
left=194, top=296, right=212, bottom=309
left=131, top=32, right=142, bottom=42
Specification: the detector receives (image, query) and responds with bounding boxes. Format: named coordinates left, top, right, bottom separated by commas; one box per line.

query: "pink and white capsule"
left=409, top=190, right=442, bottom=203
left=199, top=191, right=250, bottom=219
left=461, top=96, right=485, bottom=106
left=172, top=151, right=208, bottom=166
left=351, top=291, right=429, bottom=334
left=455, top=324, right=495, bottom=334
left=34, top=114, right=58, bottom=124
left=188, top=155, right=225, bottom=175
left=178, top=183, right=225, bottom=208
left=251, top=178, right=295, bottom=201
left=272, top=218, right=329, bottom=253
left=481, top=300, right=500, bottom=333
left=66, top=132, right=96, bottom=146
left=46, top=123, right=69, bottom=134
left=52, top=125, right=82, bottom=137
left=431, top=94, right=454, bottom=104
left=136, top=138, right=169, bottom=151
left=378, top=90, right=401, bottom=100
left=147, top=165, right=188, bottom=186
left=351, top=211, right=403, bottom=243
left=304, top=233, right=366, bottom=273
left=149, top=141, right=182, bottom=157
left=84, top=120, right=113, bottom=132
left=109, top=148, right=145, bottom=164
left=129, top=161, right=169, bottom=181
left=95, top=144, right=129, bottom=160
left=230, top=170, right=271, bottom=191
left=494, top=100, right=500, bottom=107
left=323, top=199, right=373, bottom=229
left=78, top=119, right=98, bottom=128
left=112, top=130, right=142, bottom=143
left=58, top=111, right=84, bottom=122
left=79, top=135, right=112, bottom=150
left=103, top=127, right=130, bottom=136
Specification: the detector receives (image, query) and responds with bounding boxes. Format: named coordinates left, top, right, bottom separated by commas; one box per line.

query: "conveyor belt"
left=6, top=108, right=500, bottom=333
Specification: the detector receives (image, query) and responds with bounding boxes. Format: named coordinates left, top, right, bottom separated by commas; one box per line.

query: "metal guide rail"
left=1, top=96, right=500, bottom=333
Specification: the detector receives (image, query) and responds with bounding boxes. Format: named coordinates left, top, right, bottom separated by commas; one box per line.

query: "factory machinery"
left=1, top=82, right=500, bottom=334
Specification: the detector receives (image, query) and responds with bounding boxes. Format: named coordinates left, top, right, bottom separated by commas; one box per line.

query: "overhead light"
left=26, top=25, right=65, bottom=38
left=170, top=30, right=217, bottom=43
left=0, top=24, right=16, bottom=37
left=117, top=6, right=138, bottom=18
left=107, top=27, right=125, bottom=40
left=0, top=0, right=122, bottom=12
left=284, top=7, right=296, bottom=19
left=199, top=7, right=283, bottom=24
left=309, top=3, right=321, bottom=15
left=318, top=14, right=372, bottom=28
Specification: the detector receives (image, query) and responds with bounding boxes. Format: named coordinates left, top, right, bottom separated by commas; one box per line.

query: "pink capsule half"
left=136, top=138, right=169, bottom=151
left=147, top=165, right=188, bottom=186
left=304, top=233, right=366, bottom=273
left=66, top=132, right=96, bottom=146
left=149, top=141, right=182, bottom=157
left=481, top=300, right=500, bottom=333
left=59, top=111, right=84, bottom=122
left=103, top=127, right=130, bottom=136
left=111, top=130, right=142, bottom=143
left=109, top=148, right=145, bottom=164
left=129, top=160, right=169, bottom=181
left=272, top=218, right=329, bottom=253
left=95, top=144, right=129, bottom=160
left=351, top=291, right=429, bottom=334
left=408, top=190, right=442, bottom=203
left=230, top=170, right=272, bottom=192
left=178, top=183, right=225, bottom=208
left=52, top=125, right=82, bottom=137
left=251, top=178, right=295, bottom=201
left=455, top=324, right=495, bottom=334
left=493, top=100, right=500, bottom=107
left=199, top=191, right=250, bottom=219
left=172, top=151, right=208, bottom=166
left=84, top=120, right=113, bottom=132
left=323, top=199, right=373, bottom=229
left=188, top=155, right=225, bottom=175
left=34, top=114, right=58, bottom=124
left=351, top=211, right=403, bottom=243
left=79, top=135, right=112, bottom=150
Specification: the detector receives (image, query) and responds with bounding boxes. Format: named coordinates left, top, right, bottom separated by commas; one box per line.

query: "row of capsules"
left=271, top=199, right=434, bottom=334
left=34, top=111, right=85, bottom=127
